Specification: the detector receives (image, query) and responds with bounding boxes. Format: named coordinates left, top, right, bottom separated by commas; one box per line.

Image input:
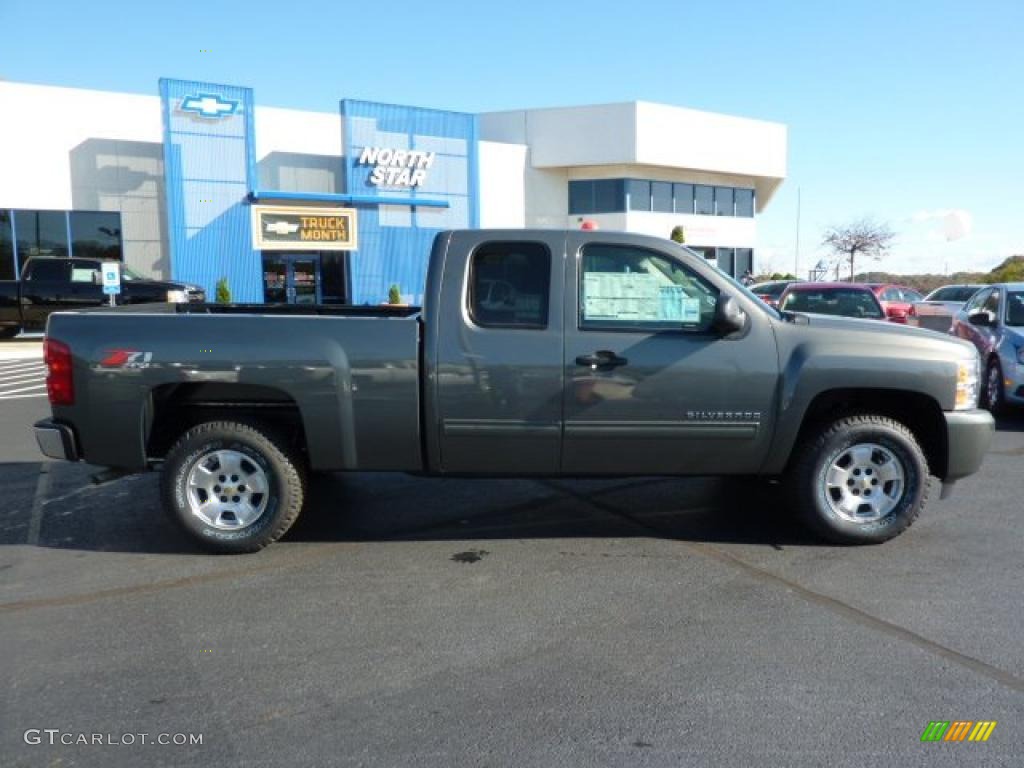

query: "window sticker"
left=584, top=274, right=702, bottom=323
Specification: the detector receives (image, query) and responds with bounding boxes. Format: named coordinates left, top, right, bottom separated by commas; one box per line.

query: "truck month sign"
left=252, top=206, right=358, bottom=251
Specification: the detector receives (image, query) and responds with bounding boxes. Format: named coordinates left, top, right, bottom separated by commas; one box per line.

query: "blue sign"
left=179, top=93, right=240, bottom=119
left=101, top=262, right=121, bottom=295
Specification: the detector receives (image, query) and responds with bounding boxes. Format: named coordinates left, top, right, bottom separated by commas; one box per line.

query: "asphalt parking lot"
left=1, top=339, right=1021, bottom=767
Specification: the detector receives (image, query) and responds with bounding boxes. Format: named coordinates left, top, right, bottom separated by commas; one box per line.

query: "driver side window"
left=578, top=244, right=719, bottom=332
left=964, top=289, right=991, bottom=313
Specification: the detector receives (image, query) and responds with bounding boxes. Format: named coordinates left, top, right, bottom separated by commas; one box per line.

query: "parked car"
left=777, top=282, right=886, bottom=320
left=34, top=229, right=992, bottom=552
left=949, top=283, right=1024, bottom=412
left=0, top=257, right=204, bottom=338
left=750, top=279, right=799, bottom=308
left=908, top=284, right=985, bottom=333
left=865, top=283, right=925, bottom=323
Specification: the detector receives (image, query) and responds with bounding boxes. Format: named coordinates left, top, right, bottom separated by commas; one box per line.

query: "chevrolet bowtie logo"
left=179, top=93, right=239, bottom=119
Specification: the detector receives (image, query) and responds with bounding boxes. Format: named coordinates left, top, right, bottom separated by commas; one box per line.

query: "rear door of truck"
left=432, top=232, right=565, bottom=473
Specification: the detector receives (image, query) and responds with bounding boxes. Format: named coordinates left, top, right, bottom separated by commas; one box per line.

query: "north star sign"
left=357, top=147, right=435, bottom=188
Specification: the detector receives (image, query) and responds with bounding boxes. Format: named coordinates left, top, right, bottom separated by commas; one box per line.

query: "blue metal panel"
left=159, top=78, right=261, bottom=302
left=340, top=100, right=478, bottom=305
left=249, top=190, right=450, bottom=208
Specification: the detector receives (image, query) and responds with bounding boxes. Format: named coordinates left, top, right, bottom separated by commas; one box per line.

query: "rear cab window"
left=25, top=259, right=68, bottom=281
left=468, top=242, right=551, bottom=328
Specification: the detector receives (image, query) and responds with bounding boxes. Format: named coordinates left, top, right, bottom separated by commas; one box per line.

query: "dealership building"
left=0, top=79, right=787, bottom=305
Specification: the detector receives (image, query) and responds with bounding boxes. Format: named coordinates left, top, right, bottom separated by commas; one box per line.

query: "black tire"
left=982, top=357, right=1006, bottom=416
left=0, top=326, right=19, bottom=339
left=788, top=414, right=930, bottom=544
left=160, top=420, right=305, bottom=553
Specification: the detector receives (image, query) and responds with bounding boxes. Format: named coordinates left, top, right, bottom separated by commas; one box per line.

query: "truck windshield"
left=120, top=266, right=146, bottom=281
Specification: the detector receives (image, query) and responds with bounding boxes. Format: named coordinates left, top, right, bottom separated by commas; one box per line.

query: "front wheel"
left=788, top=414, right=930, bottom=544
left=982, top=358, right=1006, bottom=415
left=160, top=421, right=306, bottom=553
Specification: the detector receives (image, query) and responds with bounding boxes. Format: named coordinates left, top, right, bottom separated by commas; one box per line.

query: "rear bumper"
left=943, top=409, right=994, bottom=482
left=34, top=419, right=80, bottom=461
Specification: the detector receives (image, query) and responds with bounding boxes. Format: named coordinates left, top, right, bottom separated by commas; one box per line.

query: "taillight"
left=44, top=339, right=74, bottom=405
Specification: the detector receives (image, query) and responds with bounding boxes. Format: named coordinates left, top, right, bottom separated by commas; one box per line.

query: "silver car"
left=950, top=283, right=1024, bottom=412
left=909, top=284, right=984, bottom=333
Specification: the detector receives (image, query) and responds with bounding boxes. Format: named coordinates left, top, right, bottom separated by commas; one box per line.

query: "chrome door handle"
left=575, top=350, right=628, bottom=370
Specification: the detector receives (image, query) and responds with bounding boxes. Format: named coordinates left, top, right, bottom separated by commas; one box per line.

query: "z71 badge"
left=99, top=349, right=153, bottom=369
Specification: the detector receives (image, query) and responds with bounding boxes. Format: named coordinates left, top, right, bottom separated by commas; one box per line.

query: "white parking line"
left=0, top=383, right=47, bottom=396
left=0, top=371, right=47, bottom=384
left=0, top=361, right=45, bottom=372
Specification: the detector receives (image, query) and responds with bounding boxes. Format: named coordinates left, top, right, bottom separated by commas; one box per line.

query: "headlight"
left=166, top=289, right=188, bottom=303
left=954, top=356, right=980, bottom=410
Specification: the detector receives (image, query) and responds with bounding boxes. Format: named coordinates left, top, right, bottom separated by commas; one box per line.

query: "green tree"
left=388, top=284, right=402, bottom=304
left=670, top=226, right=686, bottom=244
left=215, top=277, right=231, bottom=304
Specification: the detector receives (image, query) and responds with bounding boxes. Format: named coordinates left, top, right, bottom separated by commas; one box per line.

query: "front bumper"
left=34, top=419, right=80, bottom=461
left=943, top=409, right=994, bottom=482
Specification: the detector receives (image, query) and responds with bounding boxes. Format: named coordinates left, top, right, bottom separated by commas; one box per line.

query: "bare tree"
left=822, top=218, right=895, bottom=281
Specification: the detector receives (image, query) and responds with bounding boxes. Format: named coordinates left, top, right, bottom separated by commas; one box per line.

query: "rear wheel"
left=161, top=420, right=305, bottom=553
left=789, top=414, right=930, bottom=544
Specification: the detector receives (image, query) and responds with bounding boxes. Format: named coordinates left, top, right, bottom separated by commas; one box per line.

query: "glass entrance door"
left=262, top=254, right=321, bottom=304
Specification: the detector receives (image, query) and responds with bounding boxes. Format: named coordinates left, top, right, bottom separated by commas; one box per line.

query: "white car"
left=908, top=284, right=984, bottom=333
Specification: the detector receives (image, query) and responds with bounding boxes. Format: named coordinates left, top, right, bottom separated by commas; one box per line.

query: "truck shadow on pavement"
left=3, top=459, right=820, bottom=554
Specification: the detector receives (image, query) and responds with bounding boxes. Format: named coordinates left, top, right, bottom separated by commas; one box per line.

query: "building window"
left=673, top=183, right=693, bottom=214
left=15, top=210, right=69, bottom=259
left=469, top=241, right=551, bottom=328
left=579, top=244, right=719, bottom=332
left=0, top=211, right=14, bottom=281
left=694, top=185, right=714, bottom=216
left=626, top=180, right=651, bottom=211
left=715, top=187, right=734, bottom=217
left=69, top=211, right=122, bottom=261
left=716, top=248, right=736, bottom=276
left=652, top=182, right=672, bottom=213
left=569, top=181, right=593, bottom=215
left=735, top=189, right=755, bottom=217
left=735, top=248, right=753, bottom=276
left=569, top=179, right=755, bottom=218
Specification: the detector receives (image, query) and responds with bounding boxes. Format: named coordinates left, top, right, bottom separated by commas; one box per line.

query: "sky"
left=1, top=0, right=1022, bottom=277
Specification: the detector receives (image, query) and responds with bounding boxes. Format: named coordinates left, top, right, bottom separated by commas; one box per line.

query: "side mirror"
left=968, top=310, right=993, bottom=327
left=713, top=294, right=747, bottom=335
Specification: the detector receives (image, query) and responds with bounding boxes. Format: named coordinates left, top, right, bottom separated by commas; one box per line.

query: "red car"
left=777, top=282, right=886, bottom=320
left=864, top=283, right=925, bottom=323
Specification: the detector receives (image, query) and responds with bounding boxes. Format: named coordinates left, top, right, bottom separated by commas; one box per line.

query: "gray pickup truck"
left=34, top=230, right=994, bottom=552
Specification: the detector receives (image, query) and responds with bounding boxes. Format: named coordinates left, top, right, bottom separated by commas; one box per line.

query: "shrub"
left=215, top=277, right=231, bottom=304
left=388, top=284, right=402, bottom=304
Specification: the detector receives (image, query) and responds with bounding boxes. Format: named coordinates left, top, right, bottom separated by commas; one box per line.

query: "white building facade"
left=0, top=80, right=786, bottom=303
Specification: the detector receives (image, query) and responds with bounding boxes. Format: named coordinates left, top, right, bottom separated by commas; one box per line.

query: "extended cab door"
left=562, top=234, right=780, bottom=475
left=433, top=233, right=565, bottom=473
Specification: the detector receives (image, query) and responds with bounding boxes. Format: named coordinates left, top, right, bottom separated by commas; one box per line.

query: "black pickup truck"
left=0, top=256, right=204, bottom=338
left=34, top=230, right=993, bottom=553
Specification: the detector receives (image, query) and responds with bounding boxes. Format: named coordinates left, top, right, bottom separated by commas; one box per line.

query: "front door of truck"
left=561, top=235, right=779, bottom=475
left=435, top=234, right=565, bottom=473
